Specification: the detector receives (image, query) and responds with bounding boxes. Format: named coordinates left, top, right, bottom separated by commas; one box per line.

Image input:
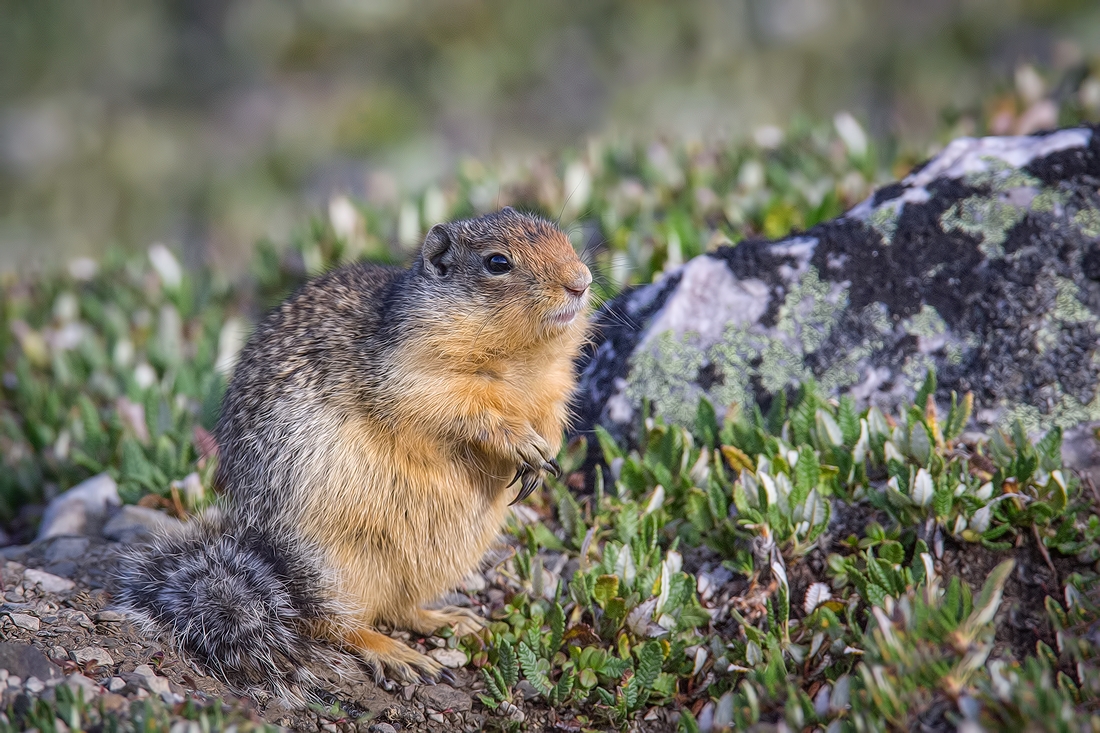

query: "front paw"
left=513, top=431, right=556, bottom=475
left=508, top=433, right=562, bottom=504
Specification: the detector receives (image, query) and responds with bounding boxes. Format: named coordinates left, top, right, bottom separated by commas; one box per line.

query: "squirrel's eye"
left=485, top=254, right=512, bottom=274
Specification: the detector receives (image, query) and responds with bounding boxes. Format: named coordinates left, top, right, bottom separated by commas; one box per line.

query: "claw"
left=419, top=670, right=438, bottom=685
left=439, top=668, right=457, bottom=685
left=510, top=471, right=542, bottom=505
left=543, top=458, right=562, bottom=477
left=507, top=467, right=524, bottom=487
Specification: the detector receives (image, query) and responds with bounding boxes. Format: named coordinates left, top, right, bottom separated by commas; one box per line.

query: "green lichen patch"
left=939, top=194, right=1026, bottom=259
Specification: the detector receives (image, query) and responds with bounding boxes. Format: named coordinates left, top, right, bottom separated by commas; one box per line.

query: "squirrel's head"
left=412, top=207, right=592, bottom=348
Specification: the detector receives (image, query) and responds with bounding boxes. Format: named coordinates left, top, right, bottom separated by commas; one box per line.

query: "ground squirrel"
left=114, top=207, right=592, bottom=701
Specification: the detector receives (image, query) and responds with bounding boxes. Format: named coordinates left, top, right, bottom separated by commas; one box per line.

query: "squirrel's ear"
left=420, top=223, right=455, bottom=278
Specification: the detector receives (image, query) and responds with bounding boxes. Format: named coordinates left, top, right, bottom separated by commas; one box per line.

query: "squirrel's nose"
left=564, top=269, right=592, bottom=298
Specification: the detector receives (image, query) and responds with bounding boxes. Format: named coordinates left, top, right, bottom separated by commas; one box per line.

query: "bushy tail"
left=112, top=507, right=346, bottom=703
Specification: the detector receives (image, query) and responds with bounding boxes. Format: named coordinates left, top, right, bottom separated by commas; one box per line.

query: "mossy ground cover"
left=2, top=74, right=1100, bottom=731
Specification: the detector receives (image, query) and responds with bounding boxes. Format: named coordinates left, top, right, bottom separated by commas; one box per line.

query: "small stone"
left=160, top=691, right=184, bottom=705
left=516, top=680, right=539, bottom=700
left=321, top=723, right=339, bottom=733
left=48, top=646, right=68, bottom=661
left=71, top=646, right=114, bottom=668
left=93, top=610, right=123, bottom=623
left=107, top=677, right=126, bottom=693
left=69, top=611, right=94, bottom=630
left=415, top=683, right=472, bottom=713
left=22, top=569, right=75, bottom=594
left=36, top=474, right=119, bottom=540
left=7, top=676, right=21, bottom=688
left=63, top=673, right=99, bottom=699
left=24, top=676, right=44, bottom=693
left=7, top=613, right=39, bottom=631
left=427, top=648, right=467, bottom=668
left=460, top=573, right=487, bottom=593
left=131, top=664, right=170, bottom=695
left=402, top=685, right=415, bottom=701
left=428, top=712, right=445, bottom=724
left=369, top=724, right=398, bottom=733
left=0, top=670, right=7, bottom=682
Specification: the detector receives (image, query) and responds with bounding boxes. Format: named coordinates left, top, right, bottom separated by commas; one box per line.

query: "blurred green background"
left=2, top=0, right=1100, bottom=274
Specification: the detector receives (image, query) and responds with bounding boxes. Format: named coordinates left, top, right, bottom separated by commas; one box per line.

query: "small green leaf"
left=593, top=575, right=620, bottom=608
left=594, top=425, right=623, bottom=464
left=915, top=370, right=936, bottom=411
left=497, top=638, right=518, bottom=688
left=837, top=396, right=860, bottom=445
left=547, top=602, right=565, bottom=655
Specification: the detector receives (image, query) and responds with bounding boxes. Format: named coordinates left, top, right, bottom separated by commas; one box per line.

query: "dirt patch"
left=937, top=533, right=1083, bottom=664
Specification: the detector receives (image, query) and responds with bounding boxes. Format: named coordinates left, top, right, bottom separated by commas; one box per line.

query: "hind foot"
left=404, top=606, right=486, bottom=638
left=341, top=626, right=443, bottom=685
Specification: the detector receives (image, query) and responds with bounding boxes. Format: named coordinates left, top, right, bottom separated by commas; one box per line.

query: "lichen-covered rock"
left=576, top=126, right=1100, bottom=438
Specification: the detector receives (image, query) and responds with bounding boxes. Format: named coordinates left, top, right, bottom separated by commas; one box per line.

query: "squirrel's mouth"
left=547, top=304, right=584, bottom=327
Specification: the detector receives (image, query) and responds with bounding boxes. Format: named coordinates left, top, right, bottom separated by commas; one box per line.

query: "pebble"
left=7, top=676, right=21, bottom=688
left=67, top=610, right=95, bottom=630
left=369, top=724, right=398, bottom=733
left=7, top=613, right=40, bottom=631
left=516, top=680, right=539, bottom=700
left=72, top=646, right=114, bottom=668
left=427, top=647, right=467, bottom=668
left=22, top=568, right=75, bottom=594
left=132, top=664, right=171, bottom=696
left=24, top=676, right=44, bottom=693
left=460, top=572, right=487, bottom=593
left=94, top=610, right=124, bottom=623
left=428, top=713, right=445, bottom=724
left=107, top=677, right=127, bottom=692
left=64, top=673, right=99, bottom=699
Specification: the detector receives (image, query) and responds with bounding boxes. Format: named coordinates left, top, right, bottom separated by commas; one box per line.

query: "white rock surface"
left=7, top=613, right=40, bottom=631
